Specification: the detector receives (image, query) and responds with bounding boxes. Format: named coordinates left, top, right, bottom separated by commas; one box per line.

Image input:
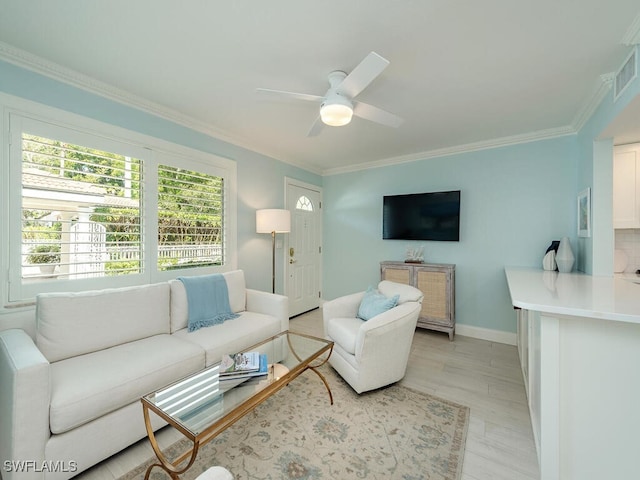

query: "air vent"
left=614, top=49, right=637, bottom=101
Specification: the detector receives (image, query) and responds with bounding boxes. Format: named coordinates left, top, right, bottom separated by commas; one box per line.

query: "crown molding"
left=570, top=72, right=615, bottom=132
left=0, top=42, right=248, bottom=143
left=622, top=13, right=640, bottom=45
left=324, top=71, right=617, bottom=176
left=322, top=125, right=576, bottom=176
left=0, top=41, right=327, bottom=176
left=0, top=40, right=616, bottom=179
left=0, top=41, right=325, bottom=175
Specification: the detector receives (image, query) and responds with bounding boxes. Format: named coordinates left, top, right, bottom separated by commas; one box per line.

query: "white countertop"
left=504, top=267, right=640, bottom=324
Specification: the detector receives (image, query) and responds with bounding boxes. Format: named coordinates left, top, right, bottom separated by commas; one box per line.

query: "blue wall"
left=4, top=49, right=640, bottom=335
left=323, top=136, right=579, bottom=333
left=322, top=47, right=640, bottom=335
left=0, top=60, right=322, bottom=293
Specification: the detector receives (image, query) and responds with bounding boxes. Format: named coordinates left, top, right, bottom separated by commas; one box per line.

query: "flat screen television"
left=383, top=190, right=460, bottom=241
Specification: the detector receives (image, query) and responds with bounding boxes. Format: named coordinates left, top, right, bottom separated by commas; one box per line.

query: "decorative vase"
left=542, top=240, right=560, bottom=271
left=555, top=237, right=574, bottom=273
left=542, top=250, right=556, bottom=271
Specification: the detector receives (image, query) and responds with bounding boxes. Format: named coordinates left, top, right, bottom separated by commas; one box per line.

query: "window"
left=296, top=195, right=313, bottom=211
left=21, top=133, right=143, bottom=281
left=157, top=165, right=224, bottom=270
left=5, top=109, right=236, bottom=304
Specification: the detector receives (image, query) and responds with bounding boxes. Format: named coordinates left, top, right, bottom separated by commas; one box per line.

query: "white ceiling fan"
left=256, top=51, right=404, bottom=136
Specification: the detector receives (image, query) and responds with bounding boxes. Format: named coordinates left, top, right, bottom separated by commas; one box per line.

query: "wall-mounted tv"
left=383, top=190, right=460, bottom=241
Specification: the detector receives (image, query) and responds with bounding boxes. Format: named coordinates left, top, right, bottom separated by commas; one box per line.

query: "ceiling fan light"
left=320, top=102, right=353, bottom=126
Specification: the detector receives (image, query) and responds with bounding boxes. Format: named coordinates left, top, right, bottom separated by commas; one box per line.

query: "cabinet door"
left=381, top=265, right=412, bottom=285
left=613, top=144, right=640, bottom=228
left=528, top=310, right=542, bottom=465
left=415, top=267, right=451, bottom=326
left=518, top=309, right=529, bottom=395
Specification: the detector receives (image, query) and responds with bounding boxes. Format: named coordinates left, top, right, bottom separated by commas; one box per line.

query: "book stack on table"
left=219, top=351, right=268, bottom=381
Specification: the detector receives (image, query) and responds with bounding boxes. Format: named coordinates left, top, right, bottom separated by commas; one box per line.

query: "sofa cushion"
left=172, top=311, right=281, bottom=366
left=326, top=316, right=364, bottom=355
left=36, top=283, right=171, bottom=363
left=49, top=334, right=204, bottom=434
left=170, top=270, right=247, bottom=334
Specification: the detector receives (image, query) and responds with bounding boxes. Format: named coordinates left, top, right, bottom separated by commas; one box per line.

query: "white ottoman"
left=195, top=466, right=233, bottom=480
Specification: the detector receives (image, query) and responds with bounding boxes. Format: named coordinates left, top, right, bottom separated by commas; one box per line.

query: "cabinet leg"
left=448, top=330, right=454, bottom=341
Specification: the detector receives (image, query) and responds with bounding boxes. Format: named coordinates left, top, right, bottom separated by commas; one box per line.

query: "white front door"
left=286, top=180, right=322, bottom=317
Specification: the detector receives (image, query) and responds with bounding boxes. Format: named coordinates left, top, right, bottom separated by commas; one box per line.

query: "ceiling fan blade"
left=256, top=88, right=323, bottom=103
left=307, top=116, right=324, bottom=137
left=336, top=52, right=390, bottom=99
left=353, top=101, right=404, bottom=128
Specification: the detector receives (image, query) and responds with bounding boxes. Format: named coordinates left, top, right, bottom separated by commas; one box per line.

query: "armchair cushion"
left=326, top=316, right=364, bottom=355
left=378, top=280, right=424, bottom=304
left=357, top=287, right=399, bottom=320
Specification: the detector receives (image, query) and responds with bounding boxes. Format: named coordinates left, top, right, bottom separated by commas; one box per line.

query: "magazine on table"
left=219, top=351, right=261, bottom=375
left=219, top=353, right=269, bottom=381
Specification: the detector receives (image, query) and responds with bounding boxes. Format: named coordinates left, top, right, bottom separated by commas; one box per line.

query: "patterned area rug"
left=121, top=367, right=469, bottom=480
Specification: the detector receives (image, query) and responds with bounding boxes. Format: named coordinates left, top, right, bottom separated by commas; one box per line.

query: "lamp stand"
left=256, top=208, right=290, bottom=295
left=270, top=230, right=276, bottom=294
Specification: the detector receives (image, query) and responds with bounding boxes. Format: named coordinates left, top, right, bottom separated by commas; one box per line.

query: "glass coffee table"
left=140, top=331, right=333, bottom=479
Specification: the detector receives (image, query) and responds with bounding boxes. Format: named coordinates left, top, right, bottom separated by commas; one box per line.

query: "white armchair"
left=322, top=280, right=423, bottom=394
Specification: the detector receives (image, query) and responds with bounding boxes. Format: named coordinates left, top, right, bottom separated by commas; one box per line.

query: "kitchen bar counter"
left=504, top=266, right=640, bottom=324
left=504, top=266, right=640, bottom=480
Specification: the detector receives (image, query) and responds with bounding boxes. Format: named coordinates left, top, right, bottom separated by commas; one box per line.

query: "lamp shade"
left=256, top=209, right=291, bottom=233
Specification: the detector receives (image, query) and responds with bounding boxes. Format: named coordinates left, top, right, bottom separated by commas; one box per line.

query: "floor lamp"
left=256, top=209, right=291, bottom=293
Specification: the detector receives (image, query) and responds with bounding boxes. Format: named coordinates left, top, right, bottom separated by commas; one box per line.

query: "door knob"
left=289, top=259, right=296, bottom=264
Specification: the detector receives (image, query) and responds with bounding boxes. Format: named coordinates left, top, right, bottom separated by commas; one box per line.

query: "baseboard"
left=456, top=324, right=517, bottom=346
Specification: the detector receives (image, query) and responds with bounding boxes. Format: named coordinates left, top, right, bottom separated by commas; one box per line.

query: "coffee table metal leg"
left=285, top=335, right=335, bottom=404
left=308, top=365, right=334, bottom=405
left=143, top=405, right=200, bottom=479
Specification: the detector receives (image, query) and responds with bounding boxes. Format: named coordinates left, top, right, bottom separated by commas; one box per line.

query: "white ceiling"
left=1, top=1, right=639, bottom=175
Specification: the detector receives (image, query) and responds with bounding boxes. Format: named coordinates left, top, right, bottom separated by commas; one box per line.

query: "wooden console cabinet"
left=380, top=261, right=456, bottom=339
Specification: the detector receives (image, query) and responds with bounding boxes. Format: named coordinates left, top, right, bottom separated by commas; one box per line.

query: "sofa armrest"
left=246, top=289, right=289, bottom=332
left=0, top=329, right=51, bottom=480
left=322, top=292, right=366, bottom=336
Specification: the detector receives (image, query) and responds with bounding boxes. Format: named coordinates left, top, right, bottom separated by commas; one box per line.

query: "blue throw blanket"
left=178, top=274, right=240, bottom=332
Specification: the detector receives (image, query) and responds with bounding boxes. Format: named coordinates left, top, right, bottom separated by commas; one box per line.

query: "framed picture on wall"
left=578, top=187, right=591, bottom=237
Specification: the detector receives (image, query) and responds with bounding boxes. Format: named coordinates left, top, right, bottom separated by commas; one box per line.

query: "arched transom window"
left=296, top=195, right=313, bottom=211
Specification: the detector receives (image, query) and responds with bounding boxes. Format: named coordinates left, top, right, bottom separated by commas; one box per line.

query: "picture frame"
left=578, top=187, right=591, bottom=237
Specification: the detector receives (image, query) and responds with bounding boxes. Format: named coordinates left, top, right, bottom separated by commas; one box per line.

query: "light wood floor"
left=76, top=309, right=539, bottom=480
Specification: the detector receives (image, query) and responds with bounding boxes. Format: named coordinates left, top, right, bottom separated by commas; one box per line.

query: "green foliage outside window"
left=22, top=134, right=224, bottom=275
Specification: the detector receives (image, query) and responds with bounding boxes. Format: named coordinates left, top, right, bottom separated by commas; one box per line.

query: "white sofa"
left=0, top=270, right=288, bottom=480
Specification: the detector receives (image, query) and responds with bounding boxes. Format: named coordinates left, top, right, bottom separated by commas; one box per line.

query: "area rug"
left=121, top=367, right=469, bottom=480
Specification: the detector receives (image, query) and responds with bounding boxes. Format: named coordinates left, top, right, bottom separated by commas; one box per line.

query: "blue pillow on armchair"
left=357, top=286, right=400, bottom=321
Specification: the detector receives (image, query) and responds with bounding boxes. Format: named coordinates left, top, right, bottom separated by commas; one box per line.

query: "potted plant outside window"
left=27, top=244, right=61, bottom=274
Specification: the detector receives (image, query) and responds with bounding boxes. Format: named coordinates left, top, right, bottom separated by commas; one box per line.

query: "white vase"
left=542, top=250, right=556, bottom=271
left=556, top=237, right=574, bottom=273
